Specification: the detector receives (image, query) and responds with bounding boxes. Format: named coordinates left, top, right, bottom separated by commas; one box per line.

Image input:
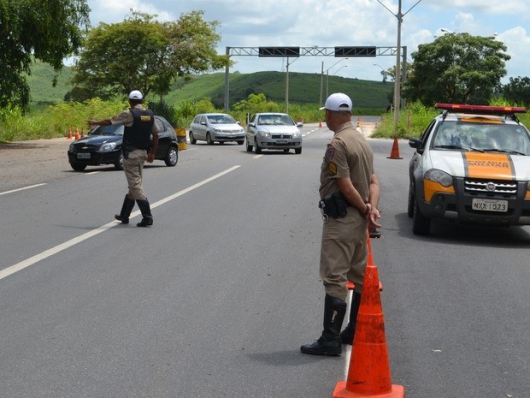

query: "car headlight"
left=292, top=130, right=301, bottom=138
left=69, top=143, right=75, bottom=152
left=258, top=130, right=270, bottom=138
left=213, top=128, right=223, bottom=133
left=98, top=142, right=117, bottom=153
left=424, top=169, right=453, bottom=187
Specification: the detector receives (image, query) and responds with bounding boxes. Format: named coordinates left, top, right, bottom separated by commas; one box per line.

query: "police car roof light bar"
left=435, top=103, right=527, bottom=115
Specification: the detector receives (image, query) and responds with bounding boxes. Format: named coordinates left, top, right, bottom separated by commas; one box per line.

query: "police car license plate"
left=77, top=153, right=91, bottom=159
left=472, top=199, right=508, bottom=212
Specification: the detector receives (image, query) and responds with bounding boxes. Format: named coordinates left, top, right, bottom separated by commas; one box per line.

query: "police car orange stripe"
left=462, top=152, right=516, bottom=180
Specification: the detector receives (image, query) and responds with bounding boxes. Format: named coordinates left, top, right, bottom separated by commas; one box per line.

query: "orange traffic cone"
left=357, top=117, right=361, bottom=127
left=319, top=121, right=323, bottom=128
left=66, top=126, right=73, bottom=139
left=332, top=236, right=404, bottom=398
left=80, top=127, right=85, bottom=138
left=74, top=127, right=80, bottom=140
left=387, top=136, right=402, bottom=159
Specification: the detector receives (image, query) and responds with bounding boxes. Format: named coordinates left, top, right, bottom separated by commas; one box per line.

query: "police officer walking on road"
left=301, top=93, right=381, bottom=356
left=88, top=90, right=159, bottom=227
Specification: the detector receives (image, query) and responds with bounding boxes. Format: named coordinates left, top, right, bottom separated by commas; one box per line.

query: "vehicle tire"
left=219, top=141, right=225, bottom=145
left=206, top=133, right=214, bottom=145
left=295, top=147, right=302, bottom=154
left=407, top=186, right=415, bottom=218
left=246, top=138, right=253, bottom=152
left=255, top=140, right=262, bottom=154
left=164, top=146, right=178, bottom=167
left=70, top=163, right=87, bottom=172
left=114, top=153, right=124, bottom=170
left=189, top=131, right=197, bottom=144
left=413, top=200, right=431, bottom=236
left=237, top=141, right=244, bottom=145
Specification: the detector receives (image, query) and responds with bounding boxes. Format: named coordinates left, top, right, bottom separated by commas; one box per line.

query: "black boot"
left=115, top=195, right=135, bottom=224
left=340, top=291, right=361, bottom=345
left=136, top=198, right=153, bottom=227
left=300, top=294, right=347, bottom=356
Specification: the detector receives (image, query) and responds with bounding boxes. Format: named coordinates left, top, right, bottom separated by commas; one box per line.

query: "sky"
left=85, top=0, right=530, bottom=84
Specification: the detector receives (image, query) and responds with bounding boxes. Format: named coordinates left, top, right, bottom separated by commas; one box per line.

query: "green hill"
left=27, top=62, right=393, bottom=110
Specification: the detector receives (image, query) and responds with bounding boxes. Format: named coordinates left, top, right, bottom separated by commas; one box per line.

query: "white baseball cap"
left=129, top=90, right=143, bottom=100
left=319, top=93, right=353, bottom=111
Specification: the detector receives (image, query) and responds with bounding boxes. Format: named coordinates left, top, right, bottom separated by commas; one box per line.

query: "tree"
left=71, top=11, right=230, bottom=101
left=404, top=33, right=510, bottom=105
left=502, top=76, right=530, bottom=106
left=0, top=0, right=90, bottom=110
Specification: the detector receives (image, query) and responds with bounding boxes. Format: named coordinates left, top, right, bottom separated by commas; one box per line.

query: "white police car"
left=408, top=103, right=530, bottom=235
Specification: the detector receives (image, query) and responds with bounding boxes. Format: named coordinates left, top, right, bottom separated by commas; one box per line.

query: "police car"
left=408, top=103, right=530, bottom=235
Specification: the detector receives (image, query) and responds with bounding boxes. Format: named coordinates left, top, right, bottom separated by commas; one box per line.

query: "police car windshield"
left=432, top=122, right=530, bottom=155
left=90, top=125, right=124, bottom=136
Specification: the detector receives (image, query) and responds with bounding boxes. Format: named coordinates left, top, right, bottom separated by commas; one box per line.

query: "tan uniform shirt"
left=319, top=121, right=373, bottom=201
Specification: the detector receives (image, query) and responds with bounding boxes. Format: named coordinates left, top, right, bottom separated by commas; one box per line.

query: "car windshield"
left=207, top=115, right=236, bottom=124
left=432, top=121, right=530, bottom=155
left=89, top=124, right=124, bottom=136
left=257, top=115, right=294, bottom=126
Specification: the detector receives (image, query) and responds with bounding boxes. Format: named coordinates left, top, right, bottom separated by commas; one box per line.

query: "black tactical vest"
left=123, top=108, right=155, bottom=149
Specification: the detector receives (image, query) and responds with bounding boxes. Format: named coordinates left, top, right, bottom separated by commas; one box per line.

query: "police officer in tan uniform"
left=301, top=93, right=381, bottom=356
left=88, top=90, right=159, bottom=227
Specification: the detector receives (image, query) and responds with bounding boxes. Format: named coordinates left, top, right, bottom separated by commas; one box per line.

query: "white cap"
left=129, top=90, right=143, bottom=100
left=319, top=93, right=353, bottom=111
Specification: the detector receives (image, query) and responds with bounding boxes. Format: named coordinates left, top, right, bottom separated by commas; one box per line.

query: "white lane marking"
left=253, top=155, right=264, bottom=159
left=0, top=184, right=46, bottom=196
left=0, top=165, right=241, bottom=281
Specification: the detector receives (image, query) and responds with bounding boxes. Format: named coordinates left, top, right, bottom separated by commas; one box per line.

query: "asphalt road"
left=1, top=122, right=529, bottom=397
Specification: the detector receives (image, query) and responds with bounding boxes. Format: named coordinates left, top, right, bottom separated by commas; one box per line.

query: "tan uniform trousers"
left=123, top=149, right=148, bottom=201
left=319, top=211, right=368, bottom=301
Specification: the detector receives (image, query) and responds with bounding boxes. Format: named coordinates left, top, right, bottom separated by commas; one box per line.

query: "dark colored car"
left=67, top=115, right=178, bottom=171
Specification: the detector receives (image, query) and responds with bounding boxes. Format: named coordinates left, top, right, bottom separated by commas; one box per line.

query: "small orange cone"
left=357, top=117, right=361, bottom=127
left=67, top=126, right=73, bottom=139
left=387, top=136, right=402, bottom=159
left=74, top=127, right=80, bottom=140
left=80, top=127, right=85, bottom=137
left=332, top=235, right=404, bottom=398
left=319, top=121, right=323, bottom=128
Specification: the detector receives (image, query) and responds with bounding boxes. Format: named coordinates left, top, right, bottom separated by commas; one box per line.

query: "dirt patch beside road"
left=0, top=138, right=74, bottom=193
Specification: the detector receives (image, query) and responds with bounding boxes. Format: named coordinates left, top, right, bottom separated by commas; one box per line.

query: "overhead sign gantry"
left=223, top=46, right=407, bottom=111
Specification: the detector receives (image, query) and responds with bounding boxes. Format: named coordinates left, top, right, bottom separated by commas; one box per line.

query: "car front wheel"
left=407, top=186, right=415, bottom=217
left=70, top=163, right=87, bottom=172
left=189, top=131, right=197, bottom=144
left=412, top=200, right=431, bottom=236
left=114, top=153, right=124, bottom=170
left=295, top=147, right=302, bottom=154
left=164, top=146, right=178, bottom=167
left=255, top=140, right=262, bottom=154
left=246, top=138, right=253, bottom=152
left=206, top=133, right=214, bottom=145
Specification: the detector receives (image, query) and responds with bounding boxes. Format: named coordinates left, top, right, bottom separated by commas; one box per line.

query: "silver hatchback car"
left=189, top=113, right=245, bottom=145
left=246, top=113, right=303, bottom=154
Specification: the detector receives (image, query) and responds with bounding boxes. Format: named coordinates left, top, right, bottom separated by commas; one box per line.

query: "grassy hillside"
left=166, top=71, right=393, bottom=110
left=26, top=62, right=393, bottom=110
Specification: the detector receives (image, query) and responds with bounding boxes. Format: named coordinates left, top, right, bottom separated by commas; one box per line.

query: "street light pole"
left=319, top=61, right=324, bottom=107
left=285, top=56, right=299, bottom=114
left=327, top=65, right=347, bottom=98
left=377, top=0, right=423, bottom=135
left=322, top=58, right=349, bottom=100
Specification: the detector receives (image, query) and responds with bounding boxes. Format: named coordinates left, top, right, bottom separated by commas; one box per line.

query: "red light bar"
left=435, top=103, right=527, bottom=114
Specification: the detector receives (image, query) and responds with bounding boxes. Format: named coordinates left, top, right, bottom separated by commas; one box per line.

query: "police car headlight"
left=98, top=142, right=117, bottom=153
left=259, top=130, right=271, bottom=138
left=424, top=169, right=453, bottom=187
